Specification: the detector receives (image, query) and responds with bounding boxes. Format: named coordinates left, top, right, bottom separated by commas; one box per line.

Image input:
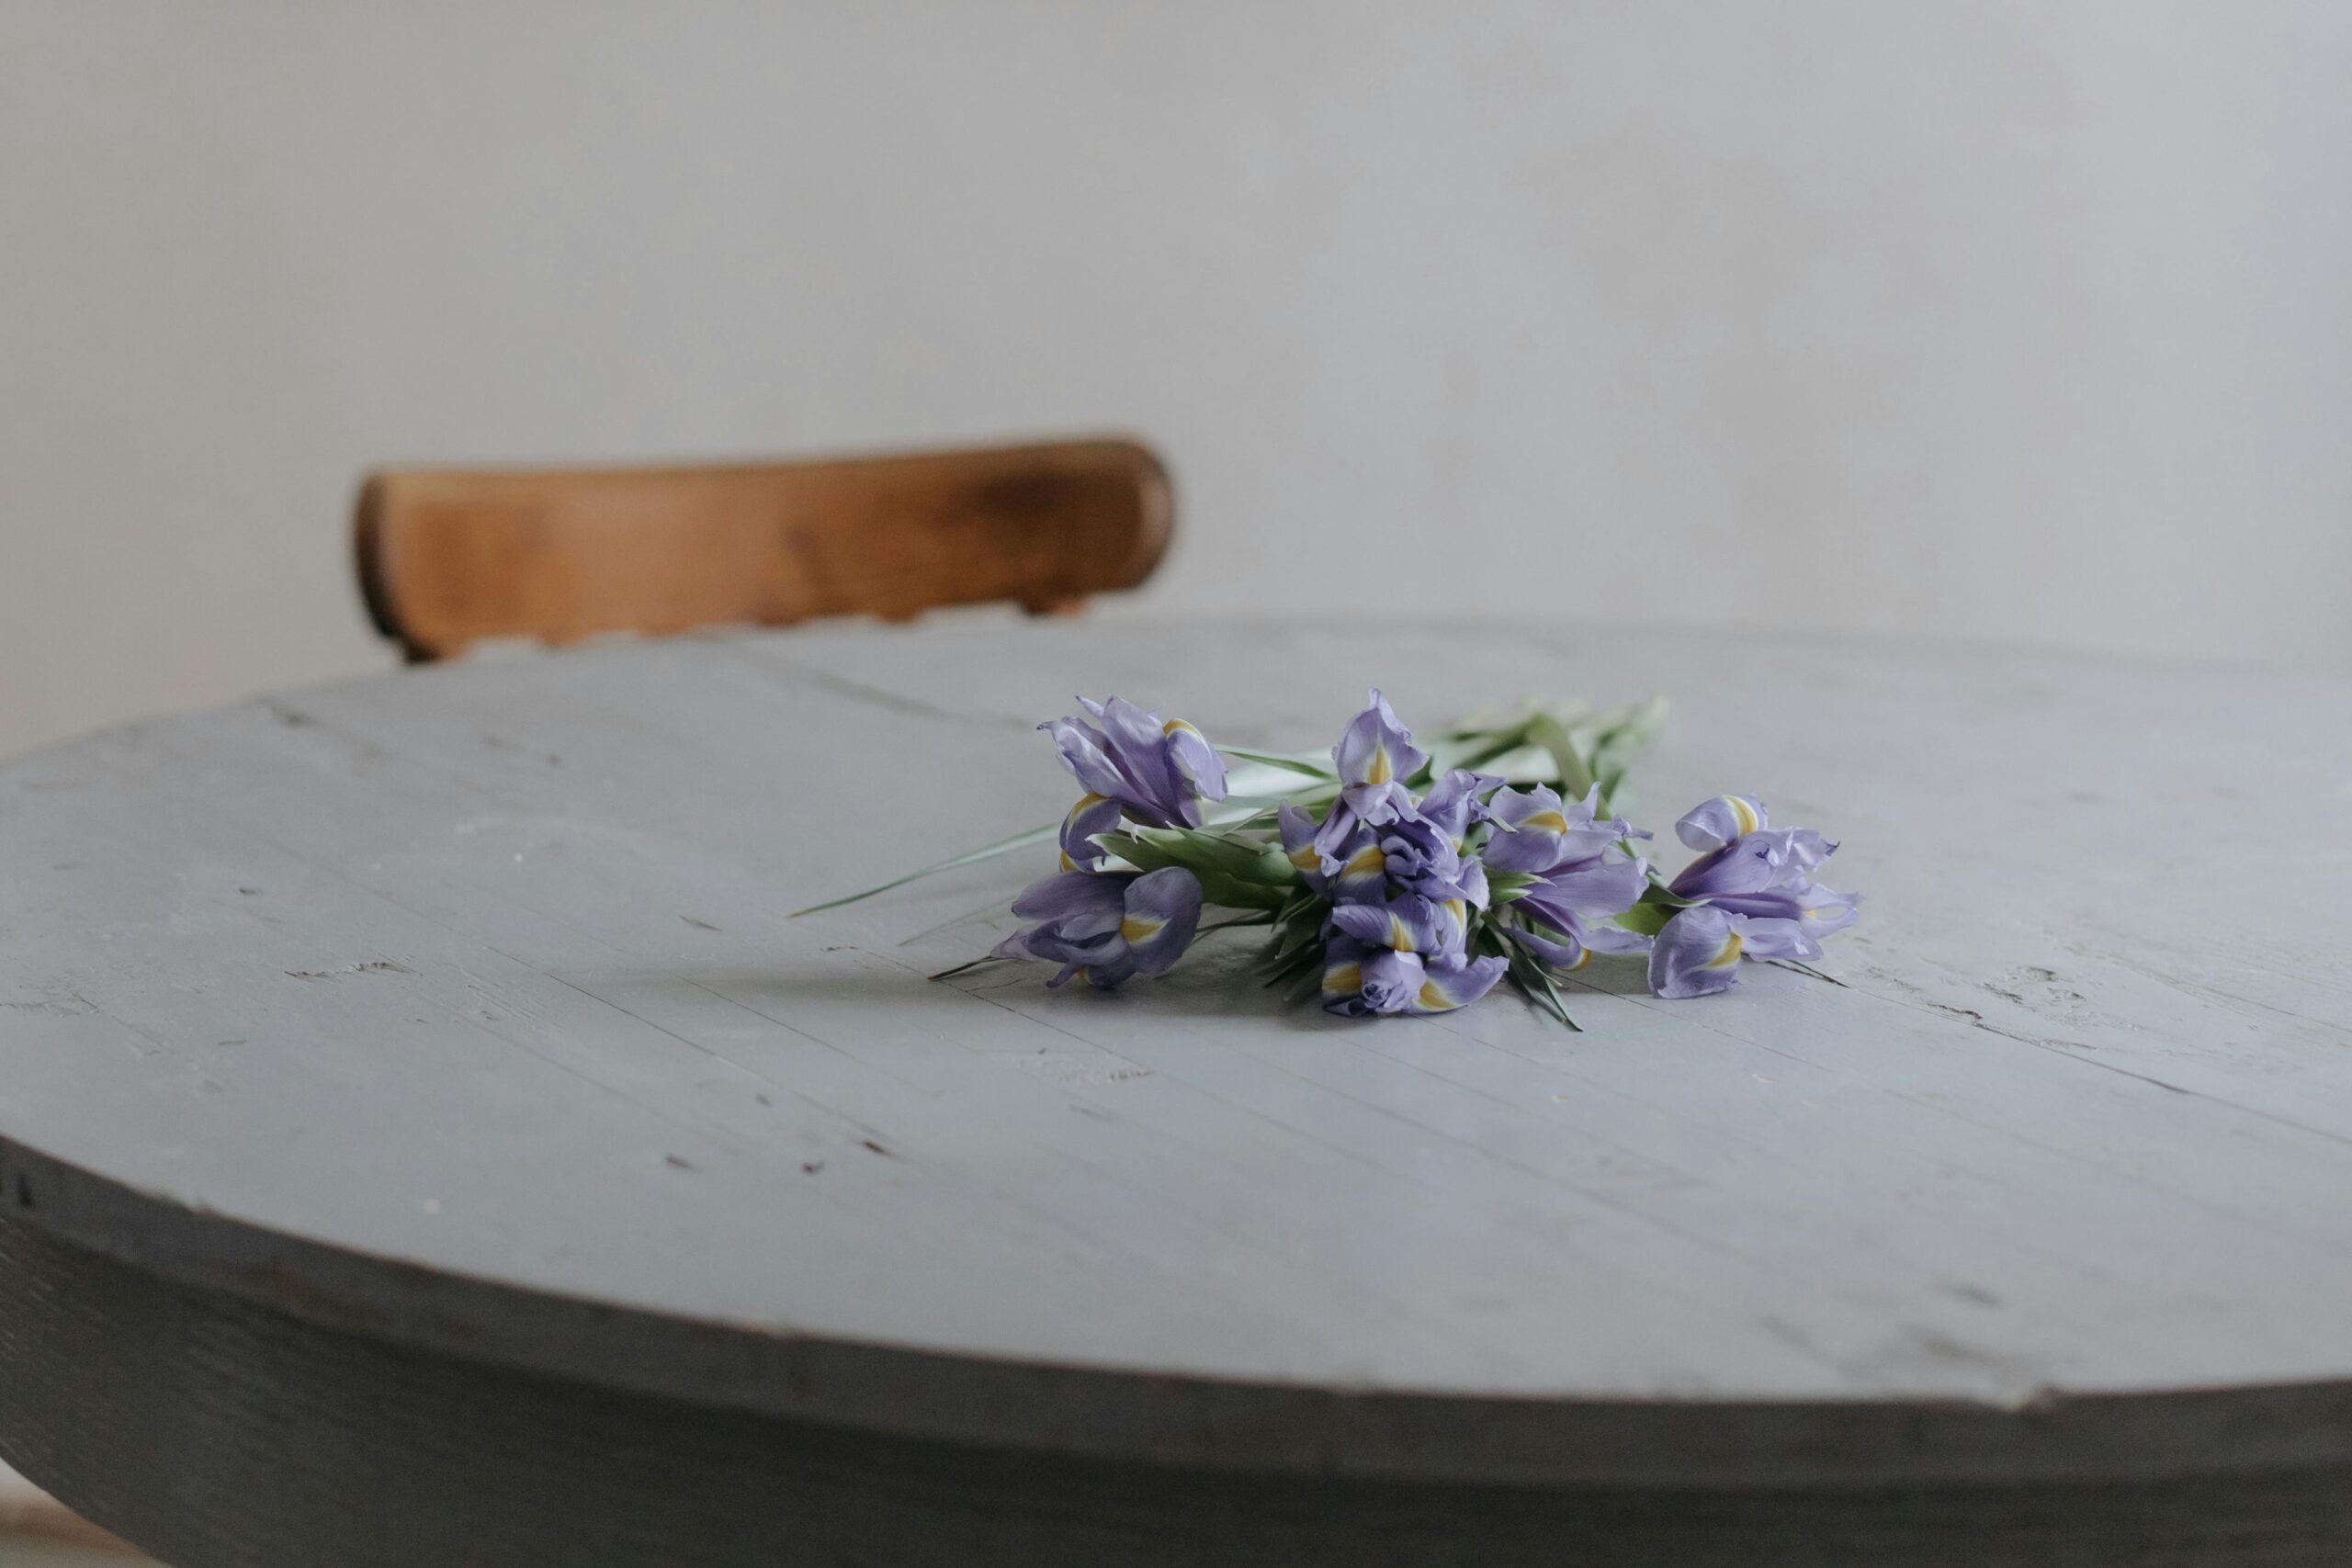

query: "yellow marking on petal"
left=1387, top=914, right=1415, bottom=950
left=1322, top=962, right=1363, bottom=996
left=1365, top=746, right=1393, bottom=785
left=1059, top=852, right=1079, bottom=872
left=1288, top=844, right=1323, bottom=871
left=1521, top=809, right=1570, bottom=835
left=1417, top=979, right=1461, bottom=1010
left=1119, top=915, right=1164, bottom=943
left=1071, top=966, right=1090, bottom=986
left=1705, top=930, right=1746, bottom=968
left=1726, top=795, right=1760, bottom=837
left=1443, top=898, right=1466, bottom=931
left=1343, top=844, right=1386, bottom=876
left=1565, top=947, right=1592, bottom=971
left=1162, top=718, right=1202, bottom=739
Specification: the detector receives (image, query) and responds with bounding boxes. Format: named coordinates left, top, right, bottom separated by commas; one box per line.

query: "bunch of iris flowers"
left=807, top=692, right=1859, bottom=1028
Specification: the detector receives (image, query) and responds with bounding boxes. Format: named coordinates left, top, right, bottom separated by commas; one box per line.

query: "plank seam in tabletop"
left=1526, top=971, right=2352, bottom=1260
left=1829, top=978, right=2352, bottom=1153
left=3, top=626, right=2351, bottom=1492
left=733, top=645, right=1046, bottom=734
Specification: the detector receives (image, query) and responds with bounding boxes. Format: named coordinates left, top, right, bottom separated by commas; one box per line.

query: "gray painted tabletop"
left=3, top=618, right=2351, bottom=1512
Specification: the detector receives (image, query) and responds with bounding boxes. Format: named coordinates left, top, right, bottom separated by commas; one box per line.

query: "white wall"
left=4, top=0, right=2347, bottom=761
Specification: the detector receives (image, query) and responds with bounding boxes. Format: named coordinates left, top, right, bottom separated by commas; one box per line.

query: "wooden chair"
left=354, top=437, right=1171, bottom=662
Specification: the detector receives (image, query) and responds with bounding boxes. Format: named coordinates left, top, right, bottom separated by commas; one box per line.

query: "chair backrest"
left=354, top=437, right=1171, bottom=661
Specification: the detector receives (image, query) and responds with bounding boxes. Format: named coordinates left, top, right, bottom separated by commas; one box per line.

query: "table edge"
left=8, top=1138, right=2351, bottom=1491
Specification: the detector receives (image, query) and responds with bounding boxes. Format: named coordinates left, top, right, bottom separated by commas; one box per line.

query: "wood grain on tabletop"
left=0, top=620, right=2348, bottom=1495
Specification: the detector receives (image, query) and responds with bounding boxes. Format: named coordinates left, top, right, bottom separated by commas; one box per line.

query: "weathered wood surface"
left=1, top=620, right=2349, bottom=1561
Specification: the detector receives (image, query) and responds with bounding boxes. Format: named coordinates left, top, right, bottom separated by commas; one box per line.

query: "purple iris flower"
left=1321, top=936, right=1508, bottom=1018
left=1046, top=697, right=1227, bottom=830
left=1667, top=795, right=1856, bottom=929
left=1481, top=784, right=1650, bottom=972
left=1278, top=801, right=1343, bottom=896
left=991, top=865, right=1204, bottom=989
left=1057, top=793, right=1126, bottom=874
left=1312, top=690, right=1428, bottom=857
left=1329, top=892, right=1473, bottom=957
left=1483, top=783, right=1640, bottom=874
left=1296, top=780, right=1493, bottom=909
left=1672, top=795, right=1834, bottom=886
left=1335, top=689, right=1427, bottom=795
left=1283, top=803, right=1406, bottom=902
left=1648, top=795, right=1860, bottom=998
left=1416, top=767, right=1502, bottom=840
left=1299, top=696, right=1500, bottom=908
left=1648, top=905, right=1753, bottom=999
left=1283, top=696, right=1516, bottom=1018
left=1369, top=800, right=1490, bottom=907
left=1318, top=933, right=1377, bottom=1010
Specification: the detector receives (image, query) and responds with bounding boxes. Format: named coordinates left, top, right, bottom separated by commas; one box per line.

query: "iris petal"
left=1676, top=795, right=1769, bottom=852
left=1333, top=690, right=1429, bottom=792
left=1408, top=954, right=1509, bottom=1013
left=1042, top=697, right=1228, bottom=831
left=1648, top=906, right=1747, bottom=999
left=1357, top=949, right=1428, bottom=1014
left=1057, top=793, right=1125, bottom=874
left=1120, top=866, right=1204, bottom=975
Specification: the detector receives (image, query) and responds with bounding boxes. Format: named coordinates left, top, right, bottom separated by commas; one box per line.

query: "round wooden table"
left=2, top=621, right=2348, bottom=1567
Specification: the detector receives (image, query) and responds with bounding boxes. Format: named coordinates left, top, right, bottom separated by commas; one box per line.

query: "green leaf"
left=1579, top=694, right=1667, bottom=814
left=1268, top=907, right=1329, bottom=961
left=1096, top=828, right=1295, bottom=911
left=1217, top=745, right=1337, bottom=777
left=793, top=821, right=1057, bottom=916
left=930, top=953, right=1011, bottom=982
left=1261, top=938, right=1326, bottom=989
left=1428, top=715, right=1542, bottom=778
left=1483, top=870, right=1536, bottom=906
left=1283, top=964, right=1329, bottom=1006
left=1194, top=913, right=1276, bottom=939
left=1593, top=694, right=1669, bottom=753
left=1614, top=900, right=1675, bottom=938
left=1505, top=947, right=1581, bottom=1031
left=1119, top=826, right=1295, bottom=885
left=1769, top=958, right=1849, bottom=988
left=1640, top=871, right=1699, bottom=908
left=1466, top=915, right=1510, bottom=959
left=1524, top=712, right=1597, bottom=803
